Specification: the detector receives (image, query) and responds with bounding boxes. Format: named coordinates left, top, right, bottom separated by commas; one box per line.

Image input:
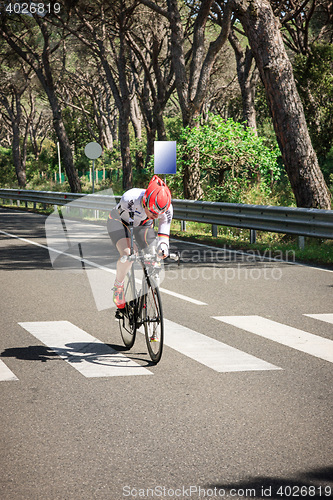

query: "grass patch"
left=170, top=220, right=333, bottom=268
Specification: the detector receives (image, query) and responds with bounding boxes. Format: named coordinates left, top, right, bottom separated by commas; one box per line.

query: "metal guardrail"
left=0, top=188, right=332, bottom=240
left=172, top=199, right=333, bottom=239
left=0, top=189, right=115, bottom=211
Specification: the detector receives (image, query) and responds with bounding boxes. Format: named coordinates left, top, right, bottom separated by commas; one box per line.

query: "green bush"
left=0, top=147, right=16, bottom=187
left=174, top=114, right=282, bottom=202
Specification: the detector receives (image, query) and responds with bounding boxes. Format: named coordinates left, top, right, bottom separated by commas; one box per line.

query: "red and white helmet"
left=143, top=175, right=171, bottom=215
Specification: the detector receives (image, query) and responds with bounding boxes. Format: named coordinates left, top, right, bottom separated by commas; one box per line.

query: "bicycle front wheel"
left=118, top=273, right=137, bottom=349
left=143, top=278, right=164, bottom=363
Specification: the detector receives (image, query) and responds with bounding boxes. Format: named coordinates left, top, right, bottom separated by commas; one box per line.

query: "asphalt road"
left=0, top=207, right=332, bottom=500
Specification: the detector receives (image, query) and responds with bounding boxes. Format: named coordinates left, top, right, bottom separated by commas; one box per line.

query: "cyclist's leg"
left=118, top=268, right=137, bottom=348
left=107, top=215, right=132, bottom=308
left=115, top=237, right=132, bottom=282
left=134, top=225, right=156, bottom=253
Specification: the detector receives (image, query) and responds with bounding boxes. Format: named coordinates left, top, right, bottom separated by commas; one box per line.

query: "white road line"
left=158, top=287, right=206, bottom=305
left=18, top=321, right=152, bottom=377
left=0, top=229, right=206, bottom=306
left=213, top=315, right=333, bottom=364
left=153, top=319, right=281, bottom=372
left=0, top=229, right=115, bottom=272
left=304, top=313, right=333, bottom=325
left=0, top=359, right=18, bottom=381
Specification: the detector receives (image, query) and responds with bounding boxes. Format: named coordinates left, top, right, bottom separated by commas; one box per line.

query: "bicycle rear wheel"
left=118, top=273, right=137, bottom=349
left=143, top=278, right=164, bottom=363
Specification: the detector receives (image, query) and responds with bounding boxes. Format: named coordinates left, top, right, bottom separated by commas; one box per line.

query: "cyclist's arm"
left=116, top=195, right=128, bottom=220
left=157, top=205, right=173, bottom=257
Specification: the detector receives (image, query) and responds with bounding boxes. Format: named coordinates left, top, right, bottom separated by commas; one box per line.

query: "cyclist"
left=107, top=175, right=173, bottom=308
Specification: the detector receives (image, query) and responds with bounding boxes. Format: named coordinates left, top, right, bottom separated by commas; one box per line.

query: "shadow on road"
left=207, top=466, right=333, bottom=499
left=1, top=342, right=154, bottom=367
left=1, top=345, right=60, bottom=362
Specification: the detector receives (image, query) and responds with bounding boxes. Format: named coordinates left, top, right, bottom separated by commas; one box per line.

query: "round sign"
left=84, top=142, right=103, bottom=159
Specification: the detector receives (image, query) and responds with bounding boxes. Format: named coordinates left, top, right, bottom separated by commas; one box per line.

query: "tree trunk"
left=155, top=106, right=167, bottom=141
left=145, top=126, right=156, bottom=167
left=183, top=144, right=203, bottom=199
left=45, top=88, right=81, bottom=193
left=97, top=46, right=133, bottom=190
left=229, top=32, right=259, bottom=133
left=245, top=68, right=259, bottom=133
left=129, top=93, right=142, bottom=141
left=0, top=92, right=27, bottom=187
left=116, top=28, right=133, bottom=190
left=21, top=114, right=30, bottom=175
left=12, top=120, right=26, bottom=188
left=101, top=115, right=113, bottom=150
left=167, top=0, right=190, bottom=126
left=135, top=150, right=144, bottom=174
left=233, top=0, right=331, bottom=209
left=118, top=108, right=132, bottom=190
left=40, top=39, right=81, bottom=193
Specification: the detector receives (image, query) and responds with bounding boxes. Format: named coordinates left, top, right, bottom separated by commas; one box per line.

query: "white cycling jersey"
left=116, top=188, right=173, bottom=250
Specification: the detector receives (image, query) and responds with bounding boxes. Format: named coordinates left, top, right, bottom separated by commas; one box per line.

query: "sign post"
left=57, top=142, right=62, bottom=183
left=84, top=142, right=103, bottom=193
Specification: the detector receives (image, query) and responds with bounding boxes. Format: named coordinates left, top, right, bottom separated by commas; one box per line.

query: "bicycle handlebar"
left=120, top=252, right=179, bottom=264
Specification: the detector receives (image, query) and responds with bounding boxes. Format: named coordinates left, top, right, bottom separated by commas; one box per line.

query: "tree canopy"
left=0, top=0, right=332, bottom=208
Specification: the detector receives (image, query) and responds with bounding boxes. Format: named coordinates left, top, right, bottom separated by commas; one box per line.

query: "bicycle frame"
left=124, top=256, right=160, bottom=330
left=118, top=212, right=158, bottom=328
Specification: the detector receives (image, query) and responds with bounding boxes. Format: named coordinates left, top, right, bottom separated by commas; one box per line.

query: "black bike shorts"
left=107, top=208, right=156, bottom=249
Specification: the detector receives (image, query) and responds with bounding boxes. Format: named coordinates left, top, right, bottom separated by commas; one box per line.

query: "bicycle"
left=114, top=213, right=178, bottom=364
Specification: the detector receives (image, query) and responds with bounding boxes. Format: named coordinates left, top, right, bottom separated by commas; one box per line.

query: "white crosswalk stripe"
left=18, top=321, right=153, bottom=378
left=151, top=319, right=281, bottom=373
left=1, top=313, right=332, bottom=381
left=0, top=359, right=18, bottom=381
left=304, top=313, right=333, bottom=325
left=213, top=315, right=333, bottom=364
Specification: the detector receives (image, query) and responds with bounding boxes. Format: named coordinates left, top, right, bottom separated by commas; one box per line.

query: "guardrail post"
left=212, top=224, right=218, bottom=237
left=181, top=220, right=186, bottom=232
left=250, top=229, right=256, bottom=244
left=298, top=236, right=305, bottom=250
